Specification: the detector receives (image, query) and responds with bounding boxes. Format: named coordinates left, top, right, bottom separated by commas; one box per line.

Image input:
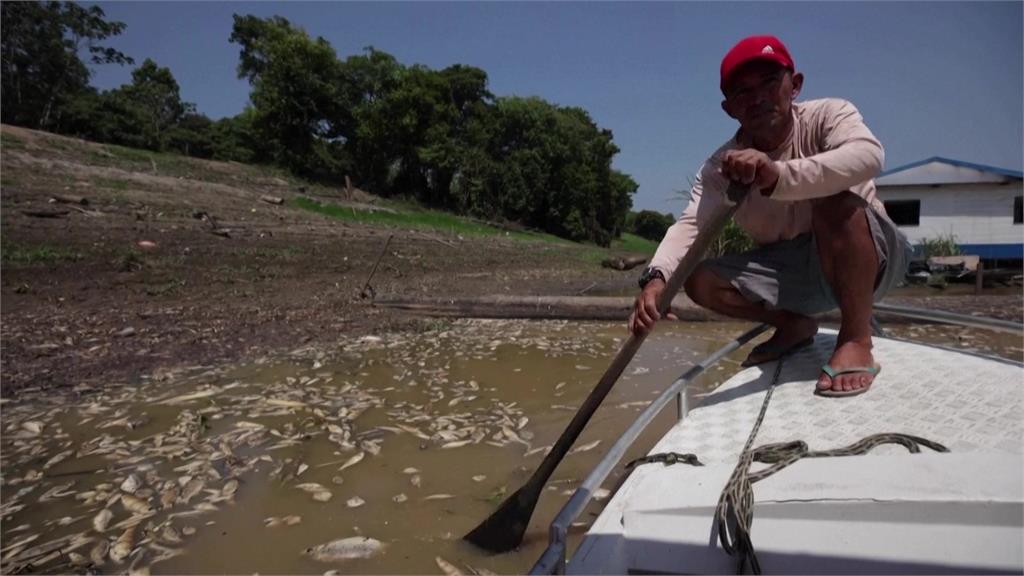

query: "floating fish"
left=436, top=556, right=464, bottom=576
left=346, top=496, right=365, bottom=508
left=338, top=452, right=364, bottom=472
left=109, top=525, right=136, bottom=563
left=159, top=389, right=219, bottom=405
left=43, top=449, right=73, bottom=469
left=392, top=493, right=407, bottom=503
left=93, top=509, right=113, bottom=532
left=121, top=474, right=142, bottom=494
left=303, top=536, right=385, bottom=562
left=441, top=440, right=472, bottom=449
left=569, top=440, right=601, bottom=454
left=121, top=494, right=152, bottom=515
left=422, top=494, right=454, bottom=501
left=90, top=539, right=110, bottom=566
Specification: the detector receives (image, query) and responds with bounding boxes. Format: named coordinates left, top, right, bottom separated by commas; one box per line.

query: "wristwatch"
left=638, top=267, right=666, bottom=289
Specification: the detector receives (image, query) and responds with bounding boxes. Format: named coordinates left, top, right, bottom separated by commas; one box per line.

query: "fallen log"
left=601, top=256, right=647, bottom=271
left=375, top=295, right=919, bottom=326
left=374, top=295, right=723, bottom=321
left=22, top=209, right=68, bottom=218
left=49, top=195, right=88, bottom=205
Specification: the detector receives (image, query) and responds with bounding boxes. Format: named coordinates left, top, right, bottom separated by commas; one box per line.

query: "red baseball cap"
left=720, top=35, right=795, bottom=92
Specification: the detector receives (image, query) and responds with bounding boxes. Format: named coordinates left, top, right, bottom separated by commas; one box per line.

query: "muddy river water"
left=1, top=318, right=1019, bottom=574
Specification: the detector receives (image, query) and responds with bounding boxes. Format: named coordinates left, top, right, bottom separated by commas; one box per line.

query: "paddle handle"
left=527, top=188, right=745, bottom=487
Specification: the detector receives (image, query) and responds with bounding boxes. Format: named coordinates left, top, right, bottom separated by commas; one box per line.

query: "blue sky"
left=85, top=1, right=1022, bottom=213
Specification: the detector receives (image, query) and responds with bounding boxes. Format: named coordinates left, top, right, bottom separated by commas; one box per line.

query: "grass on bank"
left=293, top=196, right=660, bottom=260
left=2, top=243, right=82, bottom=266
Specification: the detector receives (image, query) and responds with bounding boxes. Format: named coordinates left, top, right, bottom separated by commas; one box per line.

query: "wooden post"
left=975, top=261, right=984, bottom=294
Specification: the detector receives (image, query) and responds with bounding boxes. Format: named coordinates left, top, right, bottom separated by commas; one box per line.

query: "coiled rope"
left=627, top=357, right=950, bottom=575
left=713, top=359, right=949, bottom=574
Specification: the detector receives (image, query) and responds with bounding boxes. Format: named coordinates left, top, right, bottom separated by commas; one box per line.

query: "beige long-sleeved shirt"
left=649, top=98, right=887, bottom=279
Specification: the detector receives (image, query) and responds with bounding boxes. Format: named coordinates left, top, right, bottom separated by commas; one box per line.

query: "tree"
left=631, top=210, right=676, bottom=241
left=1, top=1, right=132, bottom=130
left=230, top=14, right=347, bottom=179
left=119, top=59, right=191, bottom=150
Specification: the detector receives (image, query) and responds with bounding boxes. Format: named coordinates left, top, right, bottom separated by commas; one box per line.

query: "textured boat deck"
left=568, top=329, right=1023, bottom=574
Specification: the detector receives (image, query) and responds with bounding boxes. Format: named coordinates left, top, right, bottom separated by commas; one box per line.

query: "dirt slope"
left=0, top=125, right=632, bottom=394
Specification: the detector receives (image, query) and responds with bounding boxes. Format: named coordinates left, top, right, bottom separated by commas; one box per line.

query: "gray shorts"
left=703, top=207, right=911, bottom=317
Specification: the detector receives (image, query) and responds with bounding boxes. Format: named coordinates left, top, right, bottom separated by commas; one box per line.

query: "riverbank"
left=2, top=125, right=1020, bottom=397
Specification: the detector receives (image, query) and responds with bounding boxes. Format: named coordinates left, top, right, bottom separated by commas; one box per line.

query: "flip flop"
left=815, top=364, right=882, bottom=398
left=741, top=336, right=814, bottom=367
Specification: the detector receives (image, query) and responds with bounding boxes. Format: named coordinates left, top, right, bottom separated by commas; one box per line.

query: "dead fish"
left=297, top=463, right=309, bottom=476
left=524, top=445, right=552, bottom=458
left=569, top=440, right=601, bottom=454
left=161, top=525, right=182, bottom=544
left=422, top=494, right=454, bottom=501
left=121, top=474, right=142, bottom=494
left=181, top=526, right=196, bottom=536
left=410, top=475, right=421, bottom=488
left=159, top=389, right=219, bottom=405
left=392, top=493, right=408, bottom=503
left=90, top=539, right=110, bottom=566
left=222, top=479, right=239, bottom=497
left=346, top=496, right=365, bottom=508
left=436, top=556, right=464, bottom=576
left=38, top=480, right=76, bottom=502
left=296, top=482, right=328, bottom=493
left=472, top=475, right=487, bottom=482
left=21, top=421, right=44, bottom=435
left=402, top=467, right=420, bottom=475
left=180, top=478, right=204, bottom=503
left=44, top=449, right=73, bottom=468
left=68, top=551, right=89, bottom=567
left=93, top=508, right=114, bottom=532
left=121, top=494, right=153, bottom=515
left=313, top=491, right=333, bottom=502
left=264, top=515, right=302, bottom=528
left=441, top=440, right=472, bottom=449
left=160, top=486, right=178, bottom=509
left=593, top=488, right=611, bottom=501
left=338, top=452, right=364, bottom=472
left=110, top=526, right=136, bottom=563
left=331, top=476, right=345, bottom=486
left=266, top=398, right=307, bottom=408
left=303, top=536, right=385, bottom=562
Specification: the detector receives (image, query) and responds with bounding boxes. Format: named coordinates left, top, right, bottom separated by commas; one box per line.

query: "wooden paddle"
left=463, top=183, right=749, bottom=553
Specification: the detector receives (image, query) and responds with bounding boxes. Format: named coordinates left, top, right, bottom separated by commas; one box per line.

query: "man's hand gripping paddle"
left=463, top=183, right=749, bottom=553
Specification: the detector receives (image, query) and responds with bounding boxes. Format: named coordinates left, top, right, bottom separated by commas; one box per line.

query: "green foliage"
left=630, top=210, right=676, bottom=241
left=229, top=15, right=348, bottom=179
left=917, top=234, right=961, bottom=258
left=707, top=219, right=757, bottom=258
left=1, top=1, right=132, bottom=130
left=292, top=196, right=567, bottom=245
left=7, top=7, right=639, bottom=247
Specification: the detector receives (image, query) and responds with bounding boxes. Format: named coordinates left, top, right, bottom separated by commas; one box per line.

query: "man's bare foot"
left=817, top=339, right=877, bottom=394
left=742, top=316, right=819, bottom=366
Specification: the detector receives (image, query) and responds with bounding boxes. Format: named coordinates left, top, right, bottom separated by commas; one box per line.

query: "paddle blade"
left=463, top=484, right=540, bottom=553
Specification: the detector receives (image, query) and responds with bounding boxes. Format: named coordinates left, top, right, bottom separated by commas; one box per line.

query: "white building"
left=874, top=157, right=1023, bottom=260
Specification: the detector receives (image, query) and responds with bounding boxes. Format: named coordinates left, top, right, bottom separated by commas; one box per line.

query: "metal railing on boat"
left=529, top=305, right=1022, bottom=575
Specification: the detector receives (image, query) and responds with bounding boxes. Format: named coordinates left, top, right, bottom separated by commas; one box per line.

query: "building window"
left=884, top=200, right=921, bottom=226
left=1015, top=196, right=1023, bottom=225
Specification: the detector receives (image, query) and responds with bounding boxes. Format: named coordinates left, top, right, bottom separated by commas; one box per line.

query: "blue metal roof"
left=880, top=156, right=1023, bottom=179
